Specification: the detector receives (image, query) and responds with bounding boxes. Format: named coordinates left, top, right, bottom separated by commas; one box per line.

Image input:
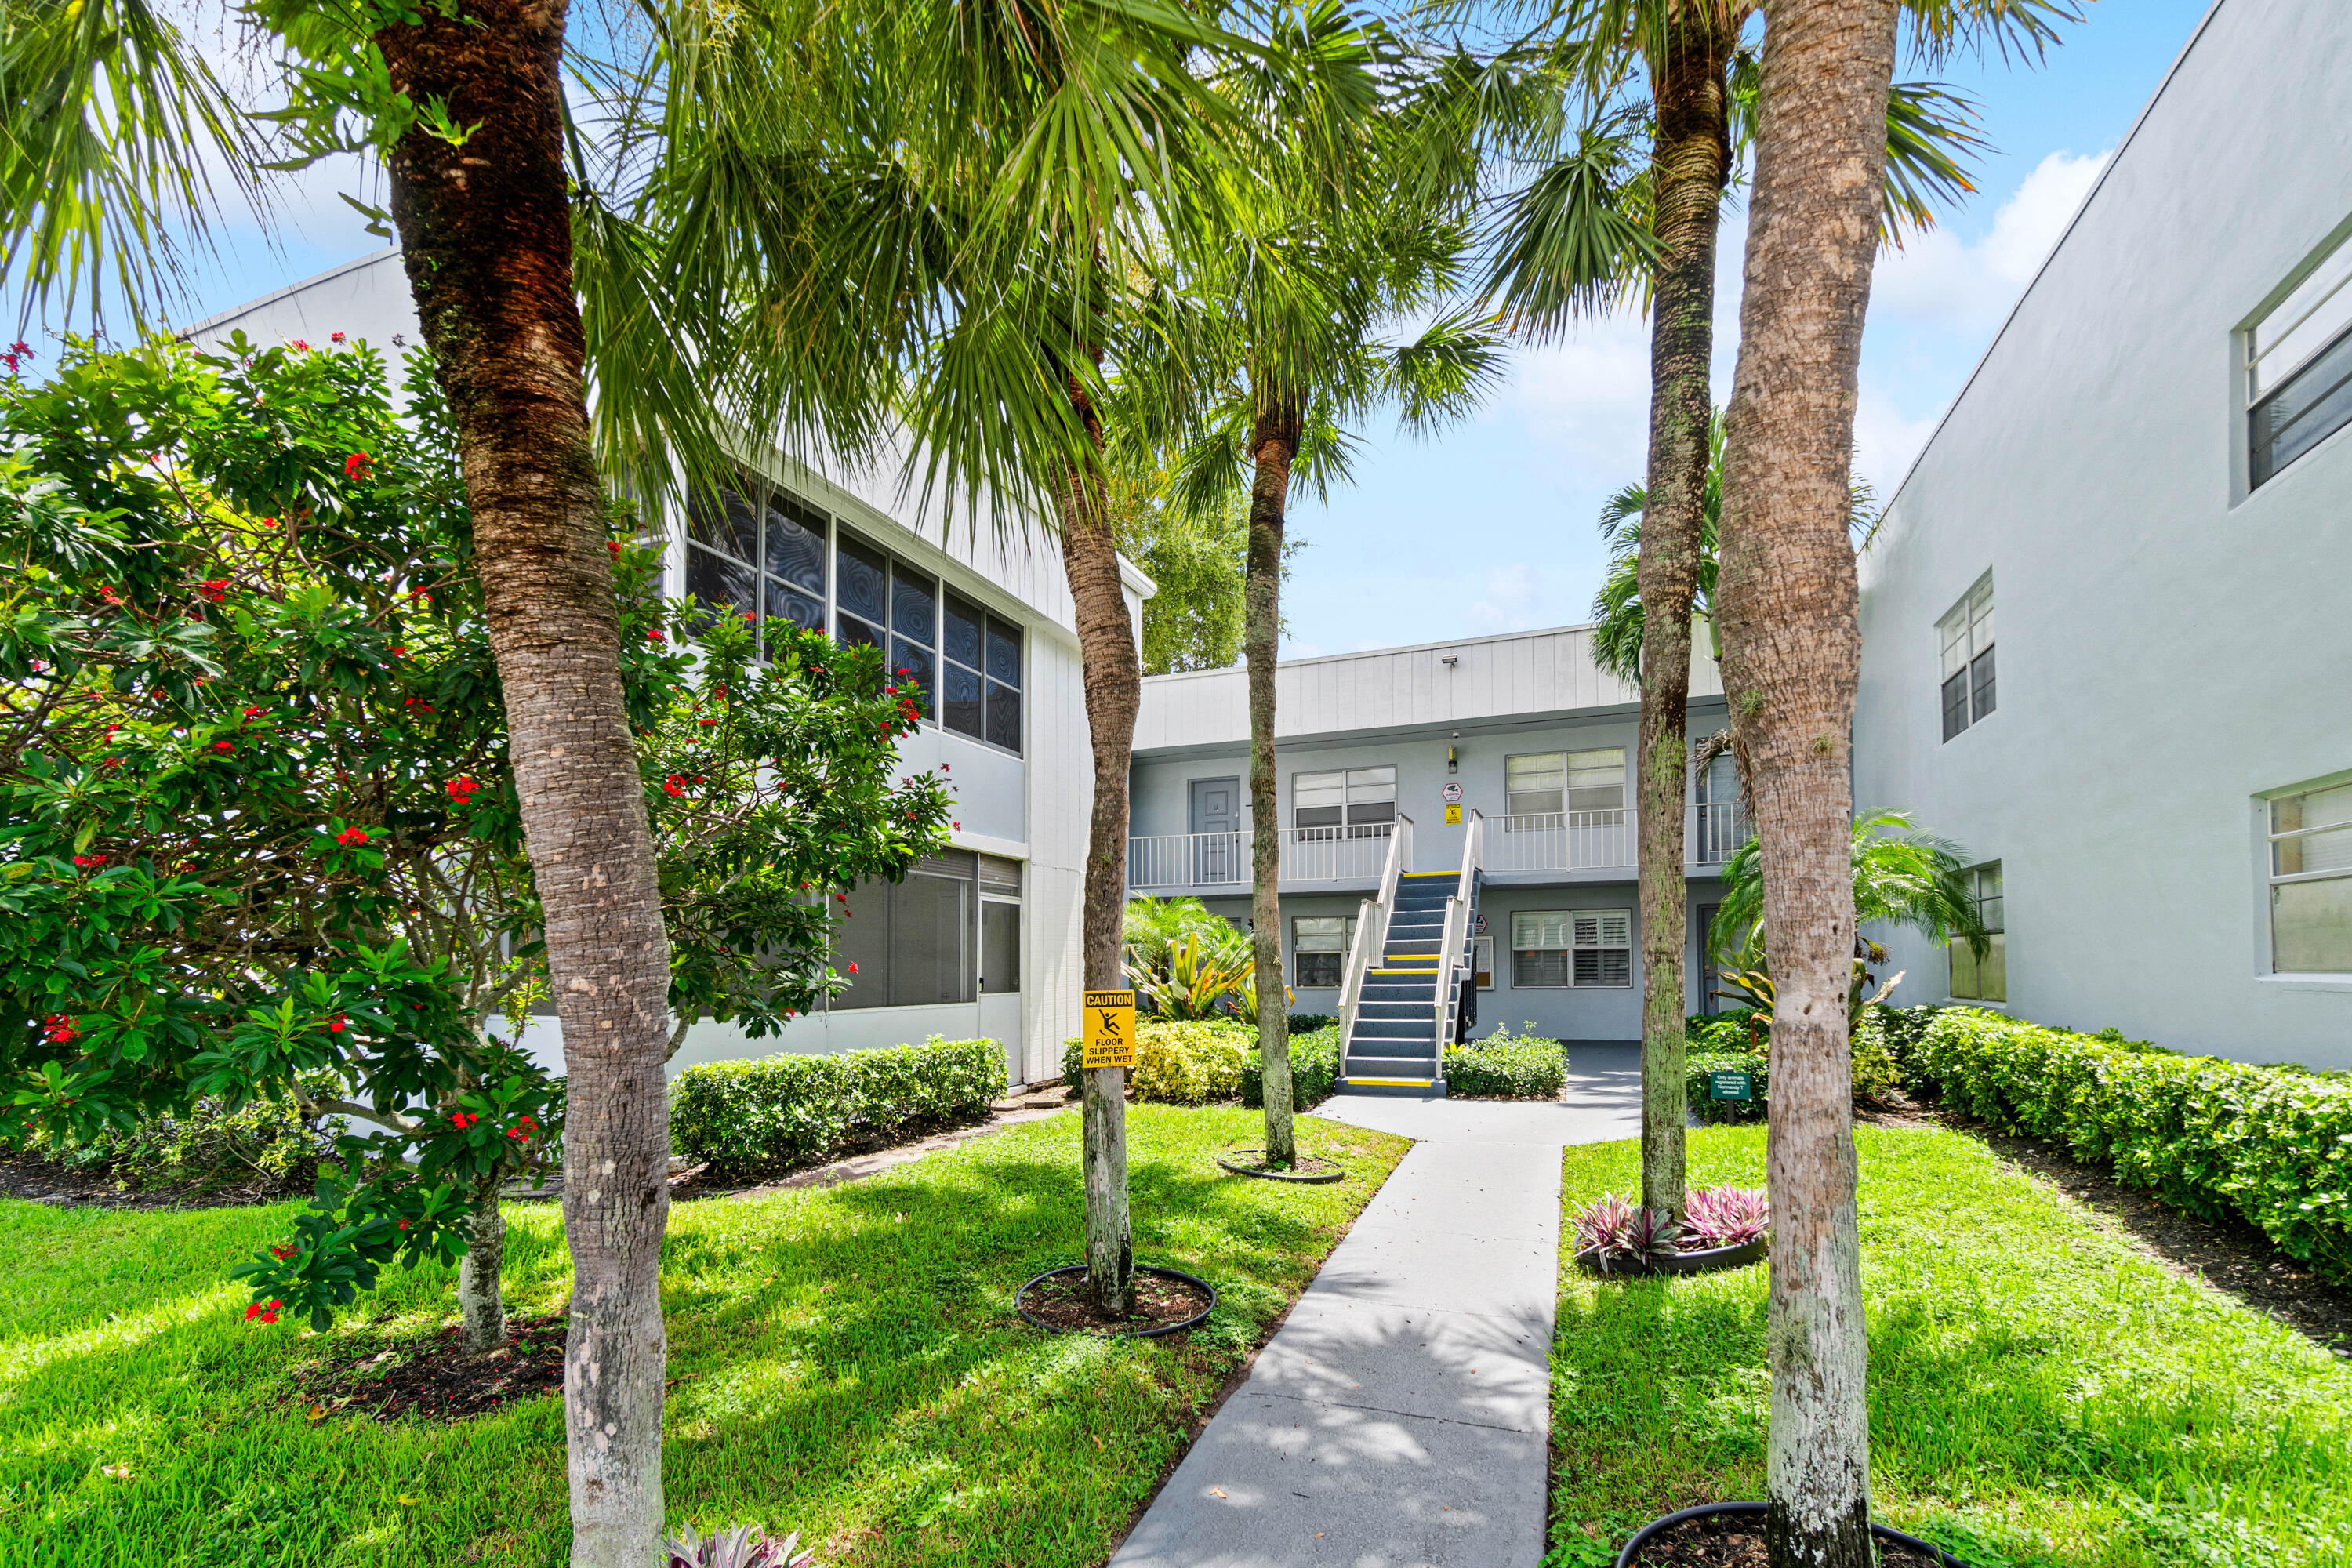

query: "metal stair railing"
left=1428, top=811, right=1484, bottom=1066
left=1336, top=812, right=1412, bottom=1086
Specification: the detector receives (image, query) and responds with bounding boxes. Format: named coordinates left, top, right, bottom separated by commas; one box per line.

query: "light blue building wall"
left=1854, top=0, right=2352, bottom=1070
left=1128, top=628, right=1742, bottom=1045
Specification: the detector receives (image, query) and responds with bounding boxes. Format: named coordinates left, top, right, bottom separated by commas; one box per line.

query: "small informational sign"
left=1442, top=782, right=1463, bottom=804
left=1443, top=804, right=1463, bottom=826
left=1083, top=989, right=1138, bottom=1069
left=1709, top=1069, right=1754, bottom=1102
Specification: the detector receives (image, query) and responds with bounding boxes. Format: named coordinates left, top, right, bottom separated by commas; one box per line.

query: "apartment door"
left=1189, top=777, right=1243, bottom=884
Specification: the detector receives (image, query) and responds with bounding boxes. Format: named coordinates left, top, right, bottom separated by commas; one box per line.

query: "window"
left=2269, top=782, right=2352, bottom=973
left=980, top=854, right=1022, bottom=994
left=1693, top=750, right=1749, bottom=864
left=1472, top=935, right=1494, bottom=990
left=1948, top=862, right=2006, bottom=1002
left=832, top=851, right=976, bottom=1010
left=1293, top=765, right=1396, bottom=839
left=1505, top=750, right=1624, bottom=822
left=1512, top=909, right=1632, bottom=989
left=1937, top=575, right=1995, bottom=741
left=2248, top=233, right=2352, bottom=488
left=985, top=614, right=1022, bottom=753
left=1292, top=916, right=1353, bottom=989
left=685, top=478, right=829, bottom=653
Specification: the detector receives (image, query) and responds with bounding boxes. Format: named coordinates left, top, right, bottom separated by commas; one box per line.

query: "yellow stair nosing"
left=1347, top=1077, right=1437, bottom=1087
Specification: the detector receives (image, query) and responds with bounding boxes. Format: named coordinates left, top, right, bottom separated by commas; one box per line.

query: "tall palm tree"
left=1149, top=3, right=1502, bottom=1163
left=1711, top=2, right=1896, bottom=1563
left=1472, top=0, right=2073, bottom=1225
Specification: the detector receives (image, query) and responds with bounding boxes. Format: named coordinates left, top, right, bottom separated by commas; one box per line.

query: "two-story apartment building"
left=1127, top=628, right=1743, bottom=1048
left=183, top=248, right=1149, bottom=1089
left=1852, top=0, right=2351, bottom=1070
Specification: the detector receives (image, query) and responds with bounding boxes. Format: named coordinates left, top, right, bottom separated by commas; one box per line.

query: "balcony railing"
left=1130, top=806, right=1750, bottom=891
left=1692, top=800, right=1752, bottom=866
left=1127, top=824, right=1394, bottom=891
left=1486, top=810, right=1635, bottom=874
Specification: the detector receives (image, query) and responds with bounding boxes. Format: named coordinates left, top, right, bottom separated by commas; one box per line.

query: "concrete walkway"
left=1109, top=1056, right=1639, bottom=1568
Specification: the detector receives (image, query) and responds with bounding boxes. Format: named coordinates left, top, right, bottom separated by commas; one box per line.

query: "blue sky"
left=1283, top=0, right=2218, bottom=655
left=8, top=1, right=2218, bottom=656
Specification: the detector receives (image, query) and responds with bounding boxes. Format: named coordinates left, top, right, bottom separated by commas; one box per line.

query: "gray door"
left=1189, top=777, right=1242, bottom=884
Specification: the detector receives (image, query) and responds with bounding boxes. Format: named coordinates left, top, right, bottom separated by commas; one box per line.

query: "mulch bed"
left=1018, top=1269, right=1212, bottom=1336
left=1628, top=1513, right=1943, bottom=1566
left=0, top=1152, right=294, bottom=1211
left=290, top=1313, right=567, bottom=1422
left=1937, top=1117, right=2352, bottom=1359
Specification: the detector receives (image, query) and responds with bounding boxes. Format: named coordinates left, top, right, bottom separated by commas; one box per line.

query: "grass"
left=0, top=1105, right=1408, bottom=1567
left=1548, top=1125, right=2352, bottom=1568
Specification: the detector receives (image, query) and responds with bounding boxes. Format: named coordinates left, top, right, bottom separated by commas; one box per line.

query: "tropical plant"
left=1131, top=931, right=1256, bottom=1022
left=664, top=1524, right=817, bottom=1568
left=1123, top=898, right=1242, bottom=982
left=1465, top=0, right=2078, bottom=1249
left=1106, top=469, right=1256, bottom=674
left=1708, top=809, right=1989, bottom=1022
left=1682, top=1183, right=1769, bottom=1247
left=1151, top=2, right=1502, bottom=1168
left=1570, top=1192, right=1685, bottom=1270
left=0, top=336, right=948, bottom=1356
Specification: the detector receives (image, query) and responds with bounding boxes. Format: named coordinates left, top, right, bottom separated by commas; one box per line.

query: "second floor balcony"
left=1126, top=801, right=1751, bottom=895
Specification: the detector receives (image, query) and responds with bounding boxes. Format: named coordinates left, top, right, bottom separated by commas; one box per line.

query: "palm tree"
left=1708, top=810, right=1987, bottom=1014
left=1471, top=0, right=2074, bottom=1228
left=1147, top=5, right=1502, bottom=1165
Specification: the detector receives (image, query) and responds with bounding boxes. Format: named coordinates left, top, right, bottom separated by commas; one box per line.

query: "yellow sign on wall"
left=1443, top=804, right=1463, bottom=826
left=1082, top=989, right=1138, bottom=1069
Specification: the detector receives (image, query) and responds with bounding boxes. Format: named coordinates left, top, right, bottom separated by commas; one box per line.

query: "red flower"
left=325, top=1014, right=349, bottom=1033
left=101, top=756, right=122, bottom=768
left=343, top=452, right=373, bottom=479
left=648, top=629, right=665, bottom=643
left=245, top=1298, right=282, bottom=1325
left=292, top=339, right=312, bottom=352
left=447, top=775, right=480, bottom=804
left=848, top=963, right=858, bottom=975
left=98, top=586, right=124, bottom=608
left=336, top=827, right=370, bottom=848
left=391, top=644, right=408, bottom=658
left=260, top=516, right=278, bottom=529
left=42, top=1014, right=77, bottom=1044
left=212, top=740, right=234, bottom=754
left=242, top=706, right=262, bottom=718
left=270, top=1243, right=298, bottom=1261
left=330, top=332, right=347, bottom=343
left=198, top=579, right=229, bottom=602
left=607, top=540, right=622, bottom=557
left=952, top=822, right=960, bottom=830
left=662, top=775, right=686, bottom=797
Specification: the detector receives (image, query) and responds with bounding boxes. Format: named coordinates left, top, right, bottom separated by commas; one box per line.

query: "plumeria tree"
left=0, top=334, right=949, bottom=1346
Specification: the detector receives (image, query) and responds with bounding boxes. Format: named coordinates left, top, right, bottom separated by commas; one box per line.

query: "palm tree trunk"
left=377, top=6, right=671, bottom=1564
left=1058, top=373, right=1138, bottom=1315
left=1246, top=402, right=1301, bottom=1166
left=1712, top=3, right=1897, bottom=1566
left=1636, top=9, right=1737, bottom=1222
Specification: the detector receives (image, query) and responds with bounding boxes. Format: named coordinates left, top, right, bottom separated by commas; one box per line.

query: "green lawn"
left=0, top=1105, right=1408, bottom=1568
left=1548, top=1126, right=2352, bottom=1568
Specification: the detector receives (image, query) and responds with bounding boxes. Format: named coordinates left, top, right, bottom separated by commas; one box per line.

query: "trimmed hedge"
left=671, top=1035, right=1007, bottom=1181
left=1241, top=1025, right=1341, bottom=1111
left=25, top=1071, right=340, bottom=1197
left=1445, top=1030, right=1566, bottom=1099
left=1908, top=1008, right=2352, bottom=1282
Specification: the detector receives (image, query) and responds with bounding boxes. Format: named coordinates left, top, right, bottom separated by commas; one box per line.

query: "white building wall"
left=1853, top=0, right=2352, bottom=1069
left=186, top=250, right=1123, bottom=1087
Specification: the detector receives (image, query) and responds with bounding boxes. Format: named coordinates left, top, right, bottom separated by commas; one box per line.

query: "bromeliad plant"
left=664, top=1524, right=817, bottom=1568
left=1682, top=1185, right=1772, bottom=1247
left=0, top=336, right=950, bottom=1341
left=1574, top=1184, right=1771, bottom=1269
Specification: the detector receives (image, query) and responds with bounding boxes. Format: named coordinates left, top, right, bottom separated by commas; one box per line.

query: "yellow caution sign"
left=1443, top=804, right=1463, bottom=826
left=1083, top=989, right=1138, bottom=1069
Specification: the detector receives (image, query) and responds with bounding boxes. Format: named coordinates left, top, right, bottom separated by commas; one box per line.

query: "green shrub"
left=1287, top=1013, right=1337, bottom=1033
left=1682, top=1004, right=1909, bottom=1109
left=1686, top=1049, right=1769, bottom=1124
left=1445, top=1023, right=1566, bottom=1099
left=27, top=1073, right=340, bottom=1197
left=670, top=1035, right=1006, bottom=1181
left=1241, top=1025, right=1340, bottom=1111
left=1907, top=1009, right=2352, bottom=1282
left=1058, top=1020, right=1256, bottom=1103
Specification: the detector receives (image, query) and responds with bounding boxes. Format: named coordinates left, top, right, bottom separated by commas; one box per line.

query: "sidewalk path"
left=1109, top=1059, right=1638, bottom=1568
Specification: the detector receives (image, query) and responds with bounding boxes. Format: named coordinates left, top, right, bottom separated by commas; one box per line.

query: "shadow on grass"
left=0, top=1105, right=1404, bottom=1568
left=1548, top=1126, right=2352, bottom=1568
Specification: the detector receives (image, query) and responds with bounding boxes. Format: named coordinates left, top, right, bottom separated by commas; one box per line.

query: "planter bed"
left=1573, top=1236, right=1766, bottom=1278
left=1617, top=1502, right=1962, bottom=1567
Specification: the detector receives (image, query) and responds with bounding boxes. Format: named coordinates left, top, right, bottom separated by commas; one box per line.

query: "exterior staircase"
left=1334, top=811, right=1484, bottom=1098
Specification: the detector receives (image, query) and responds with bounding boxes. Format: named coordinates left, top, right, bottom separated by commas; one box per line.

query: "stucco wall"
left=1853, top=0, right=2352, bottom=1068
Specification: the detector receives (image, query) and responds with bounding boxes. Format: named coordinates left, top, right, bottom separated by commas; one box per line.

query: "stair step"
left=1358, top=1001, right=1435, bottom=1020
left=1352, top=1018, right=1434, bottom=1040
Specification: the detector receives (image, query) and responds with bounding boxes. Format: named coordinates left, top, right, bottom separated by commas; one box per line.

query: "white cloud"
left=1850, top=384, right=1946, bottom=495
left=1871, top=148, right=2111, bottom=330
left=1467, top=564, right=1556, bottom=633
